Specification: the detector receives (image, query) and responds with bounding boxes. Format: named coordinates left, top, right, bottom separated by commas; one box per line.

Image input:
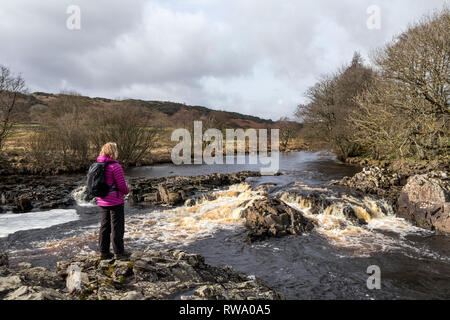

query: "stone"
left=0, top=252, right=8, bottom=267
left=168, top=192, right=182, bottom=205
left=0, top=275, right=22, bottom=295
left=65, top=264, right=90, bottom=294
left=120, top=290, right=144, bottom=300
left=143, top=192, right=159, bottom=202
left=16, top=266, right=64, bottom=289
left=15, top=262, right=32, bottom=269
left=397, top=172, right=450, bottom=233
left=4, top=286, right=66, bottom=300
left=16, top=196, right=32, bottom=212
left=243, top=197, right=315, bottom=242
left=184, top=198, right=196, bottom=207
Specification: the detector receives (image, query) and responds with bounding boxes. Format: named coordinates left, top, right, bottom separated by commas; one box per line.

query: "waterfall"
left=71, top=186, right=96, bottom=207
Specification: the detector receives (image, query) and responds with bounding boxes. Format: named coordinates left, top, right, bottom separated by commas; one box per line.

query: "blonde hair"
left=99, top=142, right=119, bottom=160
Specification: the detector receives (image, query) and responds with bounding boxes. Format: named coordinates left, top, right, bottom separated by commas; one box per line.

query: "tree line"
left=296, top=8, right=449, bottom=163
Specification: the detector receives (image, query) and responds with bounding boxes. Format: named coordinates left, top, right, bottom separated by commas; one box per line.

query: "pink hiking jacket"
left=96, top=154, right=130, bottom=207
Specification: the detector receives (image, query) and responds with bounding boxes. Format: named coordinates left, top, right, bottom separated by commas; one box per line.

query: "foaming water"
left=282, top=193, right=445, bottom=261
left=0, top=209, right=79, bottom=238
left=9, top=183, right=262, bottom=260
left=124, top=183, right=261, bottom=247
left=71, top=186, right=96, bottom=207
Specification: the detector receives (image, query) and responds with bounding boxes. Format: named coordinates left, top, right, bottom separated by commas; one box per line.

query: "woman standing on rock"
left=96, top=142, right=130, bottom=260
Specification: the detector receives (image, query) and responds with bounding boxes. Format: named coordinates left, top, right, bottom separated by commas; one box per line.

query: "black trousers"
left=99, top=204, right=125, bottom=254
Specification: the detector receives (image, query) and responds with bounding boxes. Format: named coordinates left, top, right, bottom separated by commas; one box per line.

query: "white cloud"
left=0, top=0, right=446, bottom=119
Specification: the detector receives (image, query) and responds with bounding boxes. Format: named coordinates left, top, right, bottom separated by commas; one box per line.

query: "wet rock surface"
left=337, top=167, right=406, bottom=206
left=0, top=251, right=8, bottom=267
left=243, top=197, right=315, bottom=242
left=338, top=166, right=450, bottom=233
left=397, top=172, right=449, bottom=234
left=0, top=175, right=80, bottom=213
left=0, top=250, right=284, bottom=300
left=129, top=171, right=261, bottom=206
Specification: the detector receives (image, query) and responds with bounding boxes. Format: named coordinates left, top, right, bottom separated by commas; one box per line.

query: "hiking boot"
left=100, top=252, right=114, bottom=260
left=114, top=251, right=131, bottom=261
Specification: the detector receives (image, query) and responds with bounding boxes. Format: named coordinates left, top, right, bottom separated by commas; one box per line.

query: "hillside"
left=14, top=92, right=275, bottom=130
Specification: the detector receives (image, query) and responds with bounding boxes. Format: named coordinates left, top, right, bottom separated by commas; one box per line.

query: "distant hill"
left=16, top=92, right=276, bottom=129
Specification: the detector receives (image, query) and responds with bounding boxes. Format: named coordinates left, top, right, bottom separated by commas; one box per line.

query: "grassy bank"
left=1, top=123, right=308, bottom=175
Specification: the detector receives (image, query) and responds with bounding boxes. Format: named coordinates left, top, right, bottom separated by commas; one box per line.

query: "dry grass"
left=3, top=125, right=38, bottom=152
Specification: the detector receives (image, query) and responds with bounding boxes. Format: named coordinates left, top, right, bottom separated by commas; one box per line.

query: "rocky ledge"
left=338, top=167, right=449, bottom=234
left=129, top=171, right=261, bottom=206
left=0, top=250, right=284, bottom=300
left=337, top=167, right=407, bottom=206
left=0, top=175, right=80, bottom=213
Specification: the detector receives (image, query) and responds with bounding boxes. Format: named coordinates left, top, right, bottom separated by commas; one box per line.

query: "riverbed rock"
left=337, top=167, right=405, bottom=206
left=242, top=197, right=315, bottom=242
left=14, top=266, right=65, bottom=289
left=130, top=171, right=261, bottom=206
left=397, top=172, right=450, bottom=234
left=65, top=265, right=92, bottom=295
left=0, top=252, right=8, bottom=267
left=0, top=175, right=79, bottom=212
left=0, top=275, right=22, bottom=297
left=15, top=196, right=32, bottom=213
left=0, top=250, right=284, bottom=300
left=4, top=286, right=66, bottom=300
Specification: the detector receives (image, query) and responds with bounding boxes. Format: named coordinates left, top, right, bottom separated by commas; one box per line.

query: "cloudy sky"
left=0, top=0, right=447, bottom=120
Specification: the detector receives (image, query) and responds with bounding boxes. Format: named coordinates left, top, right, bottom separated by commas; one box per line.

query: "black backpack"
left=86, top=162, right=116, bottom=198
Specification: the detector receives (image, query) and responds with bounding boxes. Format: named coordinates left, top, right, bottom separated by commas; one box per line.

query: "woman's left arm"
left=113, top=165, right=130, bottom=195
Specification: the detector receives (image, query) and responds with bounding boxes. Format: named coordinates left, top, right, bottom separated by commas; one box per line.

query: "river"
left=1, top=151, right=449, bottom=299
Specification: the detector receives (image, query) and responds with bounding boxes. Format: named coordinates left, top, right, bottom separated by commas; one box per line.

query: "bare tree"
left=352, top=8, right=449, bottom=161
left=87, top=103, right=157, bottom=165
left=0, top=65, right=26, bottom=150
left=295, top=52, right=374, bottom=160
left=278, top=117, right=299, bottom=151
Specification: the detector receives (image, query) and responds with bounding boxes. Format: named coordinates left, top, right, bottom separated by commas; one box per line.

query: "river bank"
left=0, top=250, right=284, bottom=300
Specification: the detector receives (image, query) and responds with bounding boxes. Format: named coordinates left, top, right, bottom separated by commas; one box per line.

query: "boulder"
left=0, top=252, right=8, bottom=267
left=243, top=197, right=315, bottom=242
left=397, top=172, right=450, bottom=233
left=65, top=264, right=91, bottom=295
left=15, top=266, right=64, bottom=289
left=16, top=196, right=32, bottom=213
left=185, top=280, right=285, bottom=300
left=0, top=275, right=22, bottom=296
left=4, top=286, right=66, bottom=300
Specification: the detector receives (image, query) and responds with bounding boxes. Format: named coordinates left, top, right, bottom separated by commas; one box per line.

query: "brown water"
left=1, top=151, right=449, bottom=299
